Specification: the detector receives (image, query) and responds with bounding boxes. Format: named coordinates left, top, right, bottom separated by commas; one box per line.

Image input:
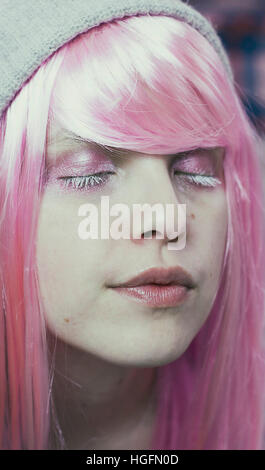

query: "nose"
left=125, top=157, right=186, bottom=248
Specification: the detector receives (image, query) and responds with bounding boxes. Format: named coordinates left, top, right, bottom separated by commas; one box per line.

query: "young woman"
left=0, top=0, right=265, bottom=450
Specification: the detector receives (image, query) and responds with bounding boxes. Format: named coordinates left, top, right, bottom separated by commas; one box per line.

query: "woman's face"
left=36, top=119, right=228, bottom=367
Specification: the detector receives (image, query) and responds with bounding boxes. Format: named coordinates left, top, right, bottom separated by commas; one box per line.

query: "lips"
left=109, top=267, right=196, bottom=308
left=110, top=266, right=196, bottom=289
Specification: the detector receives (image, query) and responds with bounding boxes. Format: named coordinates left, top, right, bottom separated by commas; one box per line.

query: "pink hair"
left=1, top=15, right=265, bottom=449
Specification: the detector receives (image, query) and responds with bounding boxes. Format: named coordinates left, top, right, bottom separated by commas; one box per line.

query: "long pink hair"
left=1, top=15, right=265, bottom=449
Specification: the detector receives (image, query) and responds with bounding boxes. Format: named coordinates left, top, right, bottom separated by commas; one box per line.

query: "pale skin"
left=36, top=118, right=228, bottom=449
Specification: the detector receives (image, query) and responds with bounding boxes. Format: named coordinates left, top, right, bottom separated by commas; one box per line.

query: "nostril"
left=142, top=230, right=157, bottom=239
left=142, top=230, right=165, bottom=239
left=168, top=234, right=179, bottom=243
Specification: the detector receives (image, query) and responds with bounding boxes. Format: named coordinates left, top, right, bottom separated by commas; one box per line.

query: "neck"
left=47, top=332, right=158, bottom=450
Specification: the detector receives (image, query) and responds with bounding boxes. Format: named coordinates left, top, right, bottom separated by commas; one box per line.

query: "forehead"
left=47, top=119, right=74, bottom=147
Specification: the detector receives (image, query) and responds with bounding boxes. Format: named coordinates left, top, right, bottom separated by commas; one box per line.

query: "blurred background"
left=190, top=0, right=265, bottom=136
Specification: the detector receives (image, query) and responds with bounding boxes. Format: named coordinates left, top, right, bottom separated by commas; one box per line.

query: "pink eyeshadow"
left=173, top=153, right=218, bottom=175
left=44, top=147, right=116, bottom=185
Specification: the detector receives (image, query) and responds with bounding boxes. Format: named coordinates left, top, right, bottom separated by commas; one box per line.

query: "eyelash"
left=57, top=169, right=221, bottom=191
left=174, top=171, right=222, bottom=188
left=58, top=172, right=115, bottom=190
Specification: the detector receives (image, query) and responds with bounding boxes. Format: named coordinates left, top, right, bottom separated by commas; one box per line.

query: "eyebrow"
left=48, top=128, right=133, bottom=158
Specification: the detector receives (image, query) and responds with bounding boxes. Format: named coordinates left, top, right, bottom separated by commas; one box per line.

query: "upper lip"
left=110, top=267, right=196, bottom=289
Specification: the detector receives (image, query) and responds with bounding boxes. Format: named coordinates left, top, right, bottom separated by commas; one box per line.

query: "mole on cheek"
left=64, top=318, right=70, bottom=323
left=191, top=213, right=195, bottom=219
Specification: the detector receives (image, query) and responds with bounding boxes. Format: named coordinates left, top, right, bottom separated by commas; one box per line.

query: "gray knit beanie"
left=0, top=0, right=233, bottom=118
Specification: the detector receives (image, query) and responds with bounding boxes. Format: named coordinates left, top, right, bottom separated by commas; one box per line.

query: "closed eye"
left=58, top=171, right=116, bottom=190
left=174, top=170, right=222, bottom=188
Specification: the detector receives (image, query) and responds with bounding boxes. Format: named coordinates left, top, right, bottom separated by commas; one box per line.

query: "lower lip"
left=111, top=284, right=191, bottom=307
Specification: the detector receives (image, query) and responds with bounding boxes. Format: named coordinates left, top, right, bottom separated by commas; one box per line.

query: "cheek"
left=35, top=194, right=109, bottom=331
left=189, top=190, right=227, bottom=317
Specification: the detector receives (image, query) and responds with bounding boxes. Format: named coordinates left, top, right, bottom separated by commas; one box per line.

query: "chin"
left=95, top=345, right=189, bottom=368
